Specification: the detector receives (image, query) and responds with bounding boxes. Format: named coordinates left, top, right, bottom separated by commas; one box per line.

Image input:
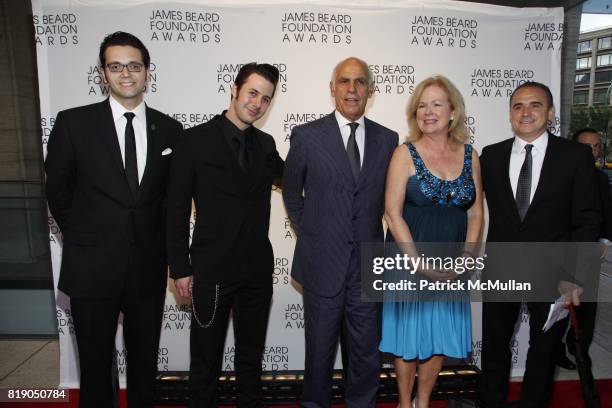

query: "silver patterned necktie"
left=515, top=144, right=533, bottom=221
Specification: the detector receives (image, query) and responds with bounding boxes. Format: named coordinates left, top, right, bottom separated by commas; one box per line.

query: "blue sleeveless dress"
left=379, top=143, right=474, bottom=360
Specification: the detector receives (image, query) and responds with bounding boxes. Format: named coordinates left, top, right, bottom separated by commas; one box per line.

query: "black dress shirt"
left=220, top=111, right=252, bottom=172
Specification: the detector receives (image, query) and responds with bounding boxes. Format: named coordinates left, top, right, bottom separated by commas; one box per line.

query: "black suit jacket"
left=481, top=134, right=600, bottom=243
left=166, top=114, right=283, bottom=287
left=45, top=100, right=182, bottom=298
left=597, top=169, right=612, bottom=240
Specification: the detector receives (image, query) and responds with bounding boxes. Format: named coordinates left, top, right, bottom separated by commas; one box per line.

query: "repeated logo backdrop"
left=32, top=0, right=563, bottom=388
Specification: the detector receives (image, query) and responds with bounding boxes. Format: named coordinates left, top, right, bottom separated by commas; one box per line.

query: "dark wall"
left=0, top=0, right=56, bottom=337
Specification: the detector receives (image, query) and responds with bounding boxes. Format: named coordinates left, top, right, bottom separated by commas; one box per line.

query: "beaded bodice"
left=407, top=143, right=475, bottom=208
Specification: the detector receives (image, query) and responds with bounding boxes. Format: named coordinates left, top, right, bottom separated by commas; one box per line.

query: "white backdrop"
left=32, top=0, right=564, bottom=388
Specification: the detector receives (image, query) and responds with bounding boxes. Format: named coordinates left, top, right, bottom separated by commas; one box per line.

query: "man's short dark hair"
left=99, top=31, right=150, bottom=68
left=234, top=63, right=280, bottom=97
left=510, top=81, right=554, bottom=109
left=572, top=127, right=600, bottom=142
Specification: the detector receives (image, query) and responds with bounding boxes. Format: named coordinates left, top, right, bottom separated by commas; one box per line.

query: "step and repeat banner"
left=32, top=0, right=563, bottom=388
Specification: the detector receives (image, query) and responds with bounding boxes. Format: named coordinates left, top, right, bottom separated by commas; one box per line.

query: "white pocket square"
left=161, top=148, right=172, bottom=156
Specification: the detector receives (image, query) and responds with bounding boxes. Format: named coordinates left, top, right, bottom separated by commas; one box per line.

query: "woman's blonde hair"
left=407, top=75, right=469, bottom=144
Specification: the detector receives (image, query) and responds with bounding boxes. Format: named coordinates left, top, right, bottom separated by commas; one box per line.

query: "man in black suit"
left=166, top=63, right=283, bottom=407
left=45, top=32, right=182, bottom=407
left=573, top=128, right=612, bottom=242
left=479, top=82, right=601, bottom=408
left=554, top=128, right=612, bottom=369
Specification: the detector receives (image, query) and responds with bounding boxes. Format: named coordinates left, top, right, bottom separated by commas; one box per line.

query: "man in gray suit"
left=283, top=57, right=398, bottom=407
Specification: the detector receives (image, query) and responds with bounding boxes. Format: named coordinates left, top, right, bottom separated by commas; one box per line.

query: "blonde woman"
left=379, top=75, right=483, bottom=407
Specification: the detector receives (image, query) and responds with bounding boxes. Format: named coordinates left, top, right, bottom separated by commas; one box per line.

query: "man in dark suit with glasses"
left=45, top=31, right=181, bottom=408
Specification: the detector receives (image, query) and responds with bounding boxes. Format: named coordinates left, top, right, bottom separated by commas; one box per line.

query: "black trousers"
left=71, top=287, right=165, bottom=408
left=188, top=275, right=272, bottom=408
left=480, top=302, right=567, bottom=408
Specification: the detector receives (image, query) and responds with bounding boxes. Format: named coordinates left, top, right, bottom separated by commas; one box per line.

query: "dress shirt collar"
left=109, top=95, right=146, bottom=122
left=220, top=110, right=252, bottom=148
left=334, top=110, right=365, bottom=131
left=512, top=131, right=548, bottom=155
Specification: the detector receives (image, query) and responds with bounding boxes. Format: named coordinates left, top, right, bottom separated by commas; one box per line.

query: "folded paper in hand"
left=542, top=295, right=568, bottom=332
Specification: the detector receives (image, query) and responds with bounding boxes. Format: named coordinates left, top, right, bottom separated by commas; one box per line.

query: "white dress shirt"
left=335, top=110, right=365, bottom=167
left=109, top=96, right=148, bottom=183
left=509, top=131, right=548, bottom=204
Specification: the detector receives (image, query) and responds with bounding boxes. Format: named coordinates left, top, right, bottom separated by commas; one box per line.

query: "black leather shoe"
left=556, top=354, right=577, bottom=370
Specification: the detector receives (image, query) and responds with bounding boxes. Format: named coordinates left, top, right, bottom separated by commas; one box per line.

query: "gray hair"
left=331, top=57, right=374, bottom=86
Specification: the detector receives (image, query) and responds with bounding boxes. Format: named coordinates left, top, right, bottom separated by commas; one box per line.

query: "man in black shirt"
left=166, top=63, right=283, bottom=407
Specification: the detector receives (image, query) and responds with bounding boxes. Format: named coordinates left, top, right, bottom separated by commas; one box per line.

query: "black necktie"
left=347, top=122, right=360, bottom=182
left=233, top=133, right=248, bottom=172
left=515, top=144, right=533, bottom=221
left=124, top=112, right=138, bottom=195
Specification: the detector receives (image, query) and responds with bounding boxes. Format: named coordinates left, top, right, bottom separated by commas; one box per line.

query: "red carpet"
left=2, top=380, right=611, bottom=408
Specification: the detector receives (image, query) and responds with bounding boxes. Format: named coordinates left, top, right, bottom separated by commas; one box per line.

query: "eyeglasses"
left=105, top=63, right=144, bottom=72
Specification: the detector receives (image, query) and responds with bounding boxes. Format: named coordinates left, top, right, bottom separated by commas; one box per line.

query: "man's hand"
left=559, top=280, right=583, bottom=307
left=419, top=268, right=458, bottom=282
left=174, top=276, right=193, bottom=299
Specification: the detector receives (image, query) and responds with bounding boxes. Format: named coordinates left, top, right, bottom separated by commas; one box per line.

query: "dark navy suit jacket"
left=283, top=112, right=398, bottom=297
